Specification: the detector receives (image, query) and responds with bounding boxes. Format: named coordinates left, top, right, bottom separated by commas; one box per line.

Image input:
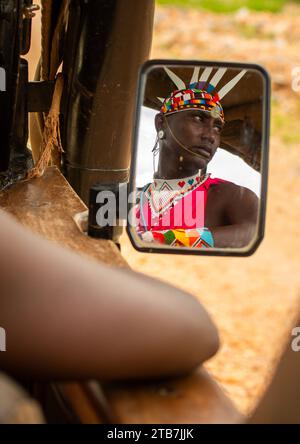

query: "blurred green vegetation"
left=271, top=100, right=300, bottom=145
left=156, top=0, right=299, bottom=13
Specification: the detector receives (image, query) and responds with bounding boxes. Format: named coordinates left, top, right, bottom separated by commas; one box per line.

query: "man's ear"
left=154, top=113, right=164, bottom=132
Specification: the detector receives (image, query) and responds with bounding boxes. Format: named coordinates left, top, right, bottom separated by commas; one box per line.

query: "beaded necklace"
left=145, top=172, right=209, bottom=217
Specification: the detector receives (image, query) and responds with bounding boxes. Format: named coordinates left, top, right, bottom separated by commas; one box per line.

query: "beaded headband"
left=158, top=67, right=247, bottom=123
left=160, top=86, right=225, bottom=121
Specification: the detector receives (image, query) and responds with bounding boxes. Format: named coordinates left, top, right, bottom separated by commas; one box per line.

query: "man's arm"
left=210, top=183, right=259, bottom=248
left=0, top=210, right=219, bottom=381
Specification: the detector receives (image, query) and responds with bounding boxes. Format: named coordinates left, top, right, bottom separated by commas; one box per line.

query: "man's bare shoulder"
left=209, top=180, right=258, bottom=200
left=207, top=179, right=259, bottom=225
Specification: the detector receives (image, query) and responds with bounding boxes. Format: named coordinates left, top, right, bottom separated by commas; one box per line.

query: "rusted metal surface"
left=102, top=368, right=243, bottom=424
left=0, top=166, right=127, bottom=267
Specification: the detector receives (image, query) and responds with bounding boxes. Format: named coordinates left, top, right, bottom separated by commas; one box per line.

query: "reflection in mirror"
left=128, top=63, right=268, bottom=253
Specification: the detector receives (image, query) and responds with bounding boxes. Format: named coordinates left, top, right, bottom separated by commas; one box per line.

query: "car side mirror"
left=126, top=60, right=270, bottom=256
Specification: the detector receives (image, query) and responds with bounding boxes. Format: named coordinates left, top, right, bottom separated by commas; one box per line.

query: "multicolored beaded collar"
left=146, top=172, right=209, bottom=216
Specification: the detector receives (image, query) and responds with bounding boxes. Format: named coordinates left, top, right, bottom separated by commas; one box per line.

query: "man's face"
left=163, top=109, right=224, bottom=170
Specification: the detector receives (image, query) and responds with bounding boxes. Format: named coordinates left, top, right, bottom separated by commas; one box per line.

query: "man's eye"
left=214, top=125, right=222, bottom=133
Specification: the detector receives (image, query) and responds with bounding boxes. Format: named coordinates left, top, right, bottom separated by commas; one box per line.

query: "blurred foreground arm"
left=0, top=210, right=219, bottom=381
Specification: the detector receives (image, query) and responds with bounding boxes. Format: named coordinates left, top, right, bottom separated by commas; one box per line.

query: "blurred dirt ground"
left=120, top=4, right=300, bottom=415
left=26, top=4, right=300, bottom=416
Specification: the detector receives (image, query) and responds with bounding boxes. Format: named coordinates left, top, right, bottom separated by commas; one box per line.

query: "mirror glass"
left=127, top=62, right=269, bottom=254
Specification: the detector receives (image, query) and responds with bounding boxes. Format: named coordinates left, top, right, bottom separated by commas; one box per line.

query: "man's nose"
left=199, top=124, right=216, bottom=145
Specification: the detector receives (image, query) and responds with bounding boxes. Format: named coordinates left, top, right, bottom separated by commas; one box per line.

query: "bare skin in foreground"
left=0, top=210, right=219, bottom=381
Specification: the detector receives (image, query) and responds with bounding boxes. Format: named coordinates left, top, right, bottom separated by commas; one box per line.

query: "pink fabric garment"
left=136, top=177, right=228, bottom=232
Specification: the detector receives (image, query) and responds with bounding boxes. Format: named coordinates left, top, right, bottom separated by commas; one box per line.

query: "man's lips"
left=190, top=146, right=212, bottom=158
